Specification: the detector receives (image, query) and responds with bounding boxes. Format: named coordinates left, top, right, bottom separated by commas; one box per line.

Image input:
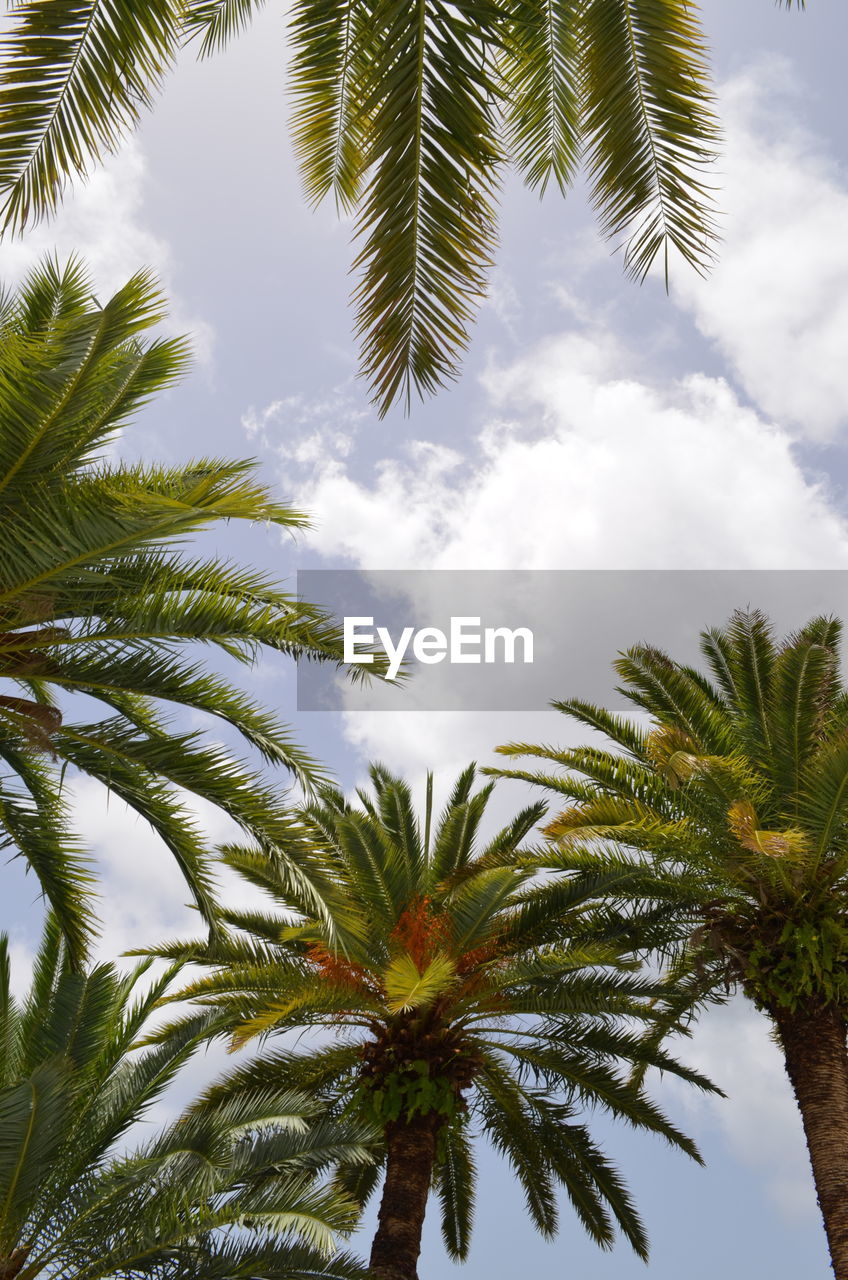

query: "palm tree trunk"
left=771, top=1002, right=848, bottom=1279
left=369, top=1114, right=438, bottom=1280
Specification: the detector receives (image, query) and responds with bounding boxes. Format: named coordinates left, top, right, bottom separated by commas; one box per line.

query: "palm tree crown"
left=0, top=0, right=729, bottom=412
left=0, top=918, right=372, bottom=1280
left=491, top=609, right=848, bottom=1279
left=0, top=258, right=352, bottom=963
left=494, top=610, right=848, bottom=1013
left=157, top=763, right=713, bottom=1279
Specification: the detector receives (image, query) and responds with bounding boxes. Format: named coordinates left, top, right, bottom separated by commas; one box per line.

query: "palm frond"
left=289, top=0, right=369, bottom=210
left=434, top=1117, right=475, bottom=1259
left=499, top=0, right=581, bottom=194
left=177, top=760, right=704, bottom=1267
left=0, top=0, right=182, bottom=231
left=579, top=0, right=719, bottom=283
left=0, top=260, right=363, bottom=960
left=183, top=0, right=267, bottom=57
left=0, top=933, right=371, bottom=1277
left=352, top=0, right=502, bottom=414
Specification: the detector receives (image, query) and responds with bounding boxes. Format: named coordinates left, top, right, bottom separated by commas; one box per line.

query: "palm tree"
left=0, top=1, right=748, bottom=413
left=153, top=763, right=715, bottom=1280
left=491, top=609, right=848, bottom=1279
left=0, top=916, right=372, bottom=1280
left=0, top=256, right=355, bottom=964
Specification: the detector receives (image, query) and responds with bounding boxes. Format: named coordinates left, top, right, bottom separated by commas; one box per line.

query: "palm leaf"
left=0, top=1062, right=69, bottom=1243
left=183, top=0, right=268, bottom=57
left=0, top=260, right=366, bottom=960
left=499, top=0, right=581, bottom=194
left=164, top=760, right=705, bottom=1268
left=352, top=0, right=502, bottom=414
left=289, top=0, right=370, bottom=210
left=434, top=1118, right=475, bottom=1259
left=383, top=951, right=455, bottom=1012
left=0, top=0, right=182, bottom=232
left=579, top=0, right=719, bottom=283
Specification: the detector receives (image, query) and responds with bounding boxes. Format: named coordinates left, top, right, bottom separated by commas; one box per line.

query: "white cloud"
left=674, top=60, right=848, bottom=440
left=269, top=327, right=848, bottom=572
left=243, top=382, right=368, bottom=464
left=6, top=937, right=37, bottom=1001
left=484, top=267, right=523, bottom=338
left=343, top=708, right=562, bottom=810
left=0, top=141, right=212, bottom=361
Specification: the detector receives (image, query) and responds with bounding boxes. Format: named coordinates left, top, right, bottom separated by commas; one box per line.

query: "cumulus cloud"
left=674, top=60, right=848, bottom=440
left=0, top=141, right=212, bottom=361
left=343, top=707, right=563, bottom=810
left=262, top=326, right=848, bottom=572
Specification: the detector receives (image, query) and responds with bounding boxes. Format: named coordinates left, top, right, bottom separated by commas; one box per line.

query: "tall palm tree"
left=0, top=916, right=372, bottom=1280
left=491, top=609, right=848, bottom=1279
left=0, top=256, right=355, bottom=964
left=153, top=763, right=715, bottom=1280
left=0, top=1, right=753, bottom=412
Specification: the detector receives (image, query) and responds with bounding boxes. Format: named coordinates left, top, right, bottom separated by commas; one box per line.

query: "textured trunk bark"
left=771, top=1002, right=848, bottom=1279
left=369, top=1115, right=438, bottom=1280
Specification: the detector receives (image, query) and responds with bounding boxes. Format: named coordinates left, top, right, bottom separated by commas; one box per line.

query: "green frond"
left=541, top=1115, right=648, bottom=1259
left=474, top=1061, right=559, bottom=1237
left=551, top=698, right=650, bottom=756
left=0, top=933, right=371, bottom=1278
left=495, top=606, right=848, bottom=1132
left=0, top=0, right=182, bottom=232
left=183, top=0, right=267, bottom=57
left=351, top=0, right=502, bottom=414
left=0, top=765, right=94, bottom=967
left=612, top=646, right=729, bottom=754
left=579, top=0, right=720, bottom=282
left=289, top=0, right=369, bottom=210
left=798, top=738, right=848, bottom=866
left=499, top=0, right=581, bottom=194
left=52, top=721, right=221, bottom=931
left=435, top=1117, right=475, bottom=1259
left=370, top=764, right=423, bottom=881
left=717, top=608, right=777, bottom=761
left=769, top=621, right=840, bottom=793
left=194, top=1043, right=365, bottom=1110
left=383, top=951, right=456, bottom=1013
left=444, top=864, right=527, bottom=956
left=0, top=0, right=763, bottom=413
left=331, top=809, right=403, bottom=927
left=430, top=787, right=493, bottom=884
left=0, top=259, right=368, bottom=959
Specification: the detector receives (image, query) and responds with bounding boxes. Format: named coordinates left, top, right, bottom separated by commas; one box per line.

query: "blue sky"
left=3, top=2, right=848, bottom=1276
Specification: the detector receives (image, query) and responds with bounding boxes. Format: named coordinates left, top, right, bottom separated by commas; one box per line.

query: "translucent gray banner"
left=296, top=570, right=848, bottom=711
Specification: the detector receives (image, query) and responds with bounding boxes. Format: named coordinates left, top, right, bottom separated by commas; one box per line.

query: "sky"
left=2, top=1, right=848, bottom=1276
